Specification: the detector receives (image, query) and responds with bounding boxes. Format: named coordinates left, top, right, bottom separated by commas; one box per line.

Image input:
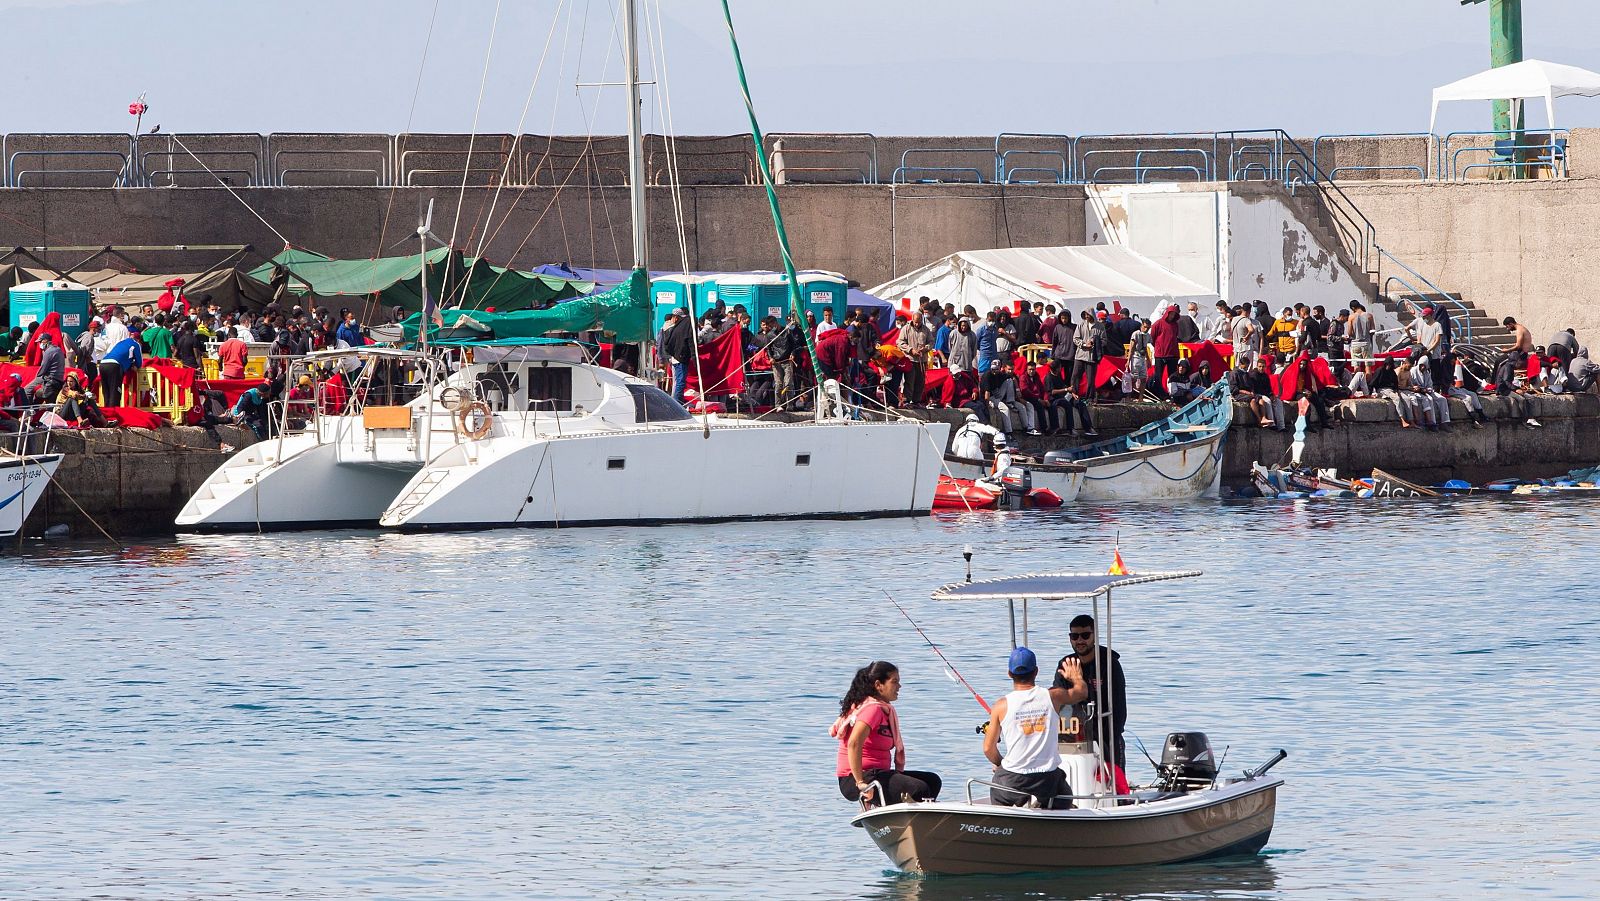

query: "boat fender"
left=458, top=401, right=493, bottom=440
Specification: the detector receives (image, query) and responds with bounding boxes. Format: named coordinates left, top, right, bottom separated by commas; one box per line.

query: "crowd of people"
left=0, top=288, right=388, bottom=438
left=652, top=293, right=1599, bottom=439
left=833, top=613, right=1128, bottom=810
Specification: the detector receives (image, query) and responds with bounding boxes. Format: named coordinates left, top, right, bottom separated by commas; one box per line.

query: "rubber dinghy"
left=1042, top=380, right=1231, bottom=501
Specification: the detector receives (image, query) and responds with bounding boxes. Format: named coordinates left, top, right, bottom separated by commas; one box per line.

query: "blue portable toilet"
left=649, top=274, right=706, bottom=334
left=9, top=280, right=93, bottom=340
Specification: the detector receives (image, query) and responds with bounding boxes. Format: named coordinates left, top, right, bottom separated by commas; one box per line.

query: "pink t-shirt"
left=834, top=700, right=895, bottom=777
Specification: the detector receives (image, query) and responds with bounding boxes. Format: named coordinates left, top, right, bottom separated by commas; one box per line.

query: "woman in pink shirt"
left=832, top=661, right=942, bottom=807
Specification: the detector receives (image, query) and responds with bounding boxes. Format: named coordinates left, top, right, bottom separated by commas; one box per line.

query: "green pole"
left=1488, top=0, right=1525, bottom=139
left=717, top=0, right=827, bottom=404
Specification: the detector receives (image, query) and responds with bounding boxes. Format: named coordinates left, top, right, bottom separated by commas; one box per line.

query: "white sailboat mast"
left=622, top=0, right=648, bottom=270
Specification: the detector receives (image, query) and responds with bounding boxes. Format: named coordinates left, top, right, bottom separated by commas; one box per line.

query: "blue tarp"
left=531, top=265, right=896, bottom=331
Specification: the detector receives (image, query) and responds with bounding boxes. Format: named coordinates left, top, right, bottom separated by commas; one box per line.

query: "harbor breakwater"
left=15, top=395, right=1598, bottom=539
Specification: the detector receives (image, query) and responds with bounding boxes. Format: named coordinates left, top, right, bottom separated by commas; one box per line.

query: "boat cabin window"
left=627, top=384, right=693, bottom=423
left=475, top=364, right=522, bottom=412
left=524, top=366, right=573, bottom=413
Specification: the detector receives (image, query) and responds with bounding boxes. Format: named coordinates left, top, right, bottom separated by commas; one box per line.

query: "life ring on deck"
left=458, top=401, right=493, bottom=439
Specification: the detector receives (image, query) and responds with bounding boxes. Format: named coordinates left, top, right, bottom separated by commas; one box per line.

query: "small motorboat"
left=1041, top=380, right=1231, bottom=501
left=851, top=569, right=1286, bottom=875
left=943, top=453, right=1085, bottom=506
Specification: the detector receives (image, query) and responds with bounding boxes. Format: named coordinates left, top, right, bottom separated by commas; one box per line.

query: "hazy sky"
left=2, top=0, right=1598, bottom=137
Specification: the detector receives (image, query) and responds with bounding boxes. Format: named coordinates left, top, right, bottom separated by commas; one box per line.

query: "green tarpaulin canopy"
left=401, top=268, right=652, bottom=344
left=246, top=247, right=592, bottom=313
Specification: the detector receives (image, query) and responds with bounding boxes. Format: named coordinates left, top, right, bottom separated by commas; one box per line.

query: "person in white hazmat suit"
left=950, top=413, right=1005, bottom=461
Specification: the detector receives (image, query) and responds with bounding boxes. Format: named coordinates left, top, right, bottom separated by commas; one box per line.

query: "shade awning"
left=1430, top=59, right=1600, bottom=132
left=868, top=245, right=1219, bottom=322
left=931, top=571, right=1202, bottom=601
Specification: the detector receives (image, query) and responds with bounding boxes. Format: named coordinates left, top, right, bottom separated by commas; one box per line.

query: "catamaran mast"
left=622, top=0, right=648, bottom=271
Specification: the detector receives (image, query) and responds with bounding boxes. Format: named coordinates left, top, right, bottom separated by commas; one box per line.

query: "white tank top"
left=999, top=685, right=1060, bottom=774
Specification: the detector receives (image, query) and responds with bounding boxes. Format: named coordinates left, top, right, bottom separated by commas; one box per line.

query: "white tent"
left=1430, top=59, right=1600, bottom=133
left=868, top=245, right=1219, bottom=320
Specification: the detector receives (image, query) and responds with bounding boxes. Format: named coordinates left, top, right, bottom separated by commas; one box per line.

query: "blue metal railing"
left=891, top=148, right=990, bottom=184
left=7, top=150, right=131, bottom=187
left=1439, top=129, right=1569, bottom=180
left=1311, top=133, right=1433, bottom=180
left=1377, top=248, right=1472, bottom=343
left=994, top=133, right=1073, bottom=183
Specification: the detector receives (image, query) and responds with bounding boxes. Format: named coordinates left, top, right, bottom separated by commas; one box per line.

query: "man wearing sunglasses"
left=1052, top=614, right=1128, bottom=772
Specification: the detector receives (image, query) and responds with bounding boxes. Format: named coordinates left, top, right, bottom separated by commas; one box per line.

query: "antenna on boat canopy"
left=962, top=545, right=973, bottom=583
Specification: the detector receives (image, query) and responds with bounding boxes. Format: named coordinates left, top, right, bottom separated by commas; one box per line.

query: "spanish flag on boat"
left=1108, top=549, right=1128, bottom=575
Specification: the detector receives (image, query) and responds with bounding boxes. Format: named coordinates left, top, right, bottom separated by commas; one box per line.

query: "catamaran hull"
left=853, top=780, right=1278, bottom=876
left=176, top=436, right=418, bottom=531
left=1, top=454, right=63, bottom=539
left=1075, top=431, right=1226, bottom=501
left=381, top=420, right=950, bottom=529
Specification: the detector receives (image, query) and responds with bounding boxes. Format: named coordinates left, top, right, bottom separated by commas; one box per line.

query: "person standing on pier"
left=1148, top=305, right=1181, bottom=400
left=896, top=310, right=935, bottom=408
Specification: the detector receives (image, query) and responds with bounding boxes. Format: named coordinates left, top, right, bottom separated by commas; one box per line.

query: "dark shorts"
left=989, top=767, right=1069, bottom=809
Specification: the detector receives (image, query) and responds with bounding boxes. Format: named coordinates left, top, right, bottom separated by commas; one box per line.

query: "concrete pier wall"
left=17, top=424, right=256, bottom=539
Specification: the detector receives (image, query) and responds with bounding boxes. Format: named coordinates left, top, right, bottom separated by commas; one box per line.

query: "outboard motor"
left=999, top=466, right=1031, bottom=510
left=1158, top=731, right=1217, bottom=791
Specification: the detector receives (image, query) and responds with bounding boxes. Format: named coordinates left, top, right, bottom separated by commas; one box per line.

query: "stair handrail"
left=1376, top=246, right=1473, bottom=343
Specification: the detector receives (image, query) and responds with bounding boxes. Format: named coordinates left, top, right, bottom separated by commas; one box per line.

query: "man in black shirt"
left=1053, top=614, right=1128, bottom=771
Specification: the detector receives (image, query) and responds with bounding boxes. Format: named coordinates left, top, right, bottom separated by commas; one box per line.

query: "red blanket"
left=1273, top=355, right=1337, bottom=400
left=686, top=327, right=745, bottom=396
left=197, top=377, right=270, bottom=407
left=101, top=407, right=165, bottom=429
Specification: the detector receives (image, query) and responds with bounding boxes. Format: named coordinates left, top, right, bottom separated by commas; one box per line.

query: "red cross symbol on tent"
left=1034, top=280, right=1065, bottom=291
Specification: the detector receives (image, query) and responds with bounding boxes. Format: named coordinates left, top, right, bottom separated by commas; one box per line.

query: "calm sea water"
left=3, top=498, right=1598, bottom=900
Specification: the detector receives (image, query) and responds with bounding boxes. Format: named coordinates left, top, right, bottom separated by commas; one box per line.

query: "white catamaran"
left=178, top=0, right=948, bottom=532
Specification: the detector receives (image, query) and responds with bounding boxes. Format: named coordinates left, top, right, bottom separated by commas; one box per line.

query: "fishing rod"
left=882, top=589, right=989, bottom=713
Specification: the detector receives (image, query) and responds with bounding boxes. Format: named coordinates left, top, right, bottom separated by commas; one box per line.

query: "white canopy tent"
left=1430, top=59, right=1600, bottom=133
left=868, top=245, right=1219, bottom=321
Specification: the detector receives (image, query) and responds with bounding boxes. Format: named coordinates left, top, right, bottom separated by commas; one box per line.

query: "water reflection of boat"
left=865, top=856, right=1280, bottom=901
left=851, top=571, right=1286, bottom=876
left=1041, top=381, right=1231, bottom=501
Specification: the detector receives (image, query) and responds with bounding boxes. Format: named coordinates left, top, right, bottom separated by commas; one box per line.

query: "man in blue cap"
left=982, top=647, right=1086, bottom=809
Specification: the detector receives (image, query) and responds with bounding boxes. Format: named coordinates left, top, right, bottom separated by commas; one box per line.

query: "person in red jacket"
left=815, top=325, right=853, bottom=382
left=1148, top=304, right=1182, bottom=400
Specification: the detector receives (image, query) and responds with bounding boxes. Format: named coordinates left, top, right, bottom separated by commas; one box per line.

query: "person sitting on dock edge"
left=834, top=661, right=941, bottom=808
left=983, top=647, right=1086, bottom=809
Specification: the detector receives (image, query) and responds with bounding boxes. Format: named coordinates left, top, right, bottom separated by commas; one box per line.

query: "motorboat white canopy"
left=867, top=245, right=1219, bottom=322
left=931, top=571, right=1203, bottom=601
left=1430, top=59, right=1600, bottom=132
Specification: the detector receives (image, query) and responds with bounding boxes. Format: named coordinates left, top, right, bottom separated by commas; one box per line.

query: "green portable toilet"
left=9, top=280, right=93, bottom=340
left=699, top=270, right=848, bottom=324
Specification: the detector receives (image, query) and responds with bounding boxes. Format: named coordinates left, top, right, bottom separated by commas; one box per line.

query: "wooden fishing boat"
left=1368, top=468, right=1439, bottom=498
left=1041, top=380, right=1232, bottom=501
